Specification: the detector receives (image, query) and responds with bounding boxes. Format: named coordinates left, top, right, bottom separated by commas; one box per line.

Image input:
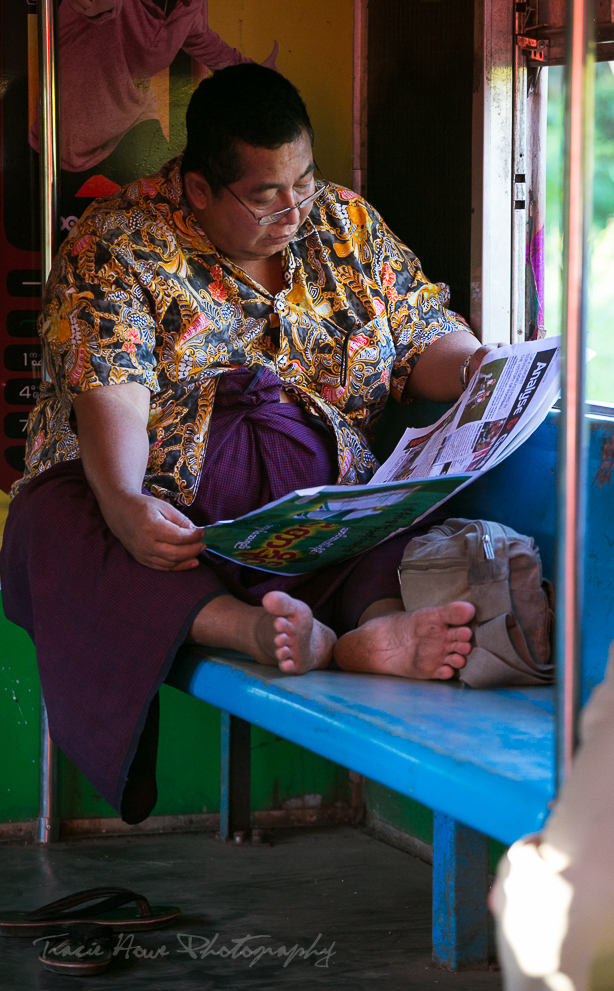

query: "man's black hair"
left=182, top=63, right=314, bottom=196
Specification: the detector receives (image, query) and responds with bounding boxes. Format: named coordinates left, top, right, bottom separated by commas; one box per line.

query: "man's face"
left=184, top=131, right=316, bottom=266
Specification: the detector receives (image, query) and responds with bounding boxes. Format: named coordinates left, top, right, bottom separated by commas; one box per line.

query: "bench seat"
left=167, top=649, right=554, bottom=846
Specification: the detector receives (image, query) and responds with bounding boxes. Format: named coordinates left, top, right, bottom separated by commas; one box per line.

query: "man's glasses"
left=211, top=163, right=329, bottom=226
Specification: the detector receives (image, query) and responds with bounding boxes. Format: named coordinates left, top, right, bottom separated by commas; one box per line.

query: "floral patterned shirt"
left=17, top=156, right=470, bottom=504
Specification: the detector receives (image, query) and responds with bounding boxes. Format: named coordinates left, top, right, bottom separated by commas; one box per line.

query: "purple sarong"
left=0, top=369, right=411, bottom=822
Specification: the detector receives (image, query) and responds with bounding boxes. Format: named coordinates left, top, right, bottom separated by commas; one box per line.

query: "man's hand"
left=72, top=381, right=206, bottom=571
left=465, top=342, right=507, bottom=386
left=100, top=492, right=205, bottom=571
left=68, top=0, right=117, bottom=16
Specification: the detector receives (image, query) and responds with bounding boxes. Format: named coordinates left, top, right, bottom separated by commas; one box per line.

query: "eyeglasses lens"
left=259, top=184, right=327, bottom=225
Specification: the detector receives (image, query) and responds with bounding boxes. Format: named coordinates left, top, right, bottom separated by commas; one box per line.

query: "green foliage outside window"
left=545, top=63, right=614, bottom=403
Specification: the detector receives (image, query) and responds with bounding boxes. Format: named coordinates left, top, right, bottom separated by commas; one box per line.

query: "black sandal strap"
left=76, top=892, right=151, bottom=920
left=28, top=888, right=151, bottom=921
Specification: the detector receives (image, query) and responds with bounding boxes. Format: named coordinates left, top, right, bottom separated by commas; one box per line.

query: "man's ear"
left=184, top=172, right=211, bottom=211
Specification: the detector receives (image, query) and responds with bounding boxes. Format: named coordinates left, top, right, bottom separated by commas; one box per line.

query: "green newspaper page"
left=203, top=475, right=473, bottom=576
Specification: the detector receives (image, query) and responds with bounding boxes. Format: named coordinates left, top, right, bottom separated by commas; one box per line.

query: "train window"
left=545, top=62, right=614, bottom=404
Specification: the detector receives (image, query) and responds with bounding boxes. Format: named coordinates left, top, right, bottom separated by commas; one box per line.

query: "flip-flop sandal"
left=37, top=926, right=113, bottom=977
left=0, top=887, right=180, bottom=937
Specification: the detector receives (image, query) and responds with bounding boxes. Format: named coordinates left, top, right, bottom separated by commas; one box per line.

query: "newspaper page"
left=203, top=474, right=474, bottom=576
left=370, top=337, right=561, bottom=484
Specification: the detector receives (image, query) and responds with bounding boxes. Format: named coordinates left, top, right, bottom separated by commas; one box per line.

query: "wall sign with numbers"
left=0, top=4, right=43, bottom=492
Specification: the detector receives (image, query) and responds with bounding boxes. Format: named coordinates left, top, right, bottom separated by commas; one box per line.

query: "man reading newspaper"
left=1, top=65, right=504, bottom=821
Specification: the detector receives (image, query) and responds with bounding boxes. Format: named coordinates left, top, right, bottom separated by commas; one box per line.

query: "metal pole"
left=36, top=0, right=61, bottom=844
left=352, top=0, right=368, bottom=197
left=36, top=700, right=59, bottom=842
left=471, top=0, right=515, bottom=344
left=511, top=19, right=527, bottom=344
left=37, top=0, right=60, bottom=287
left=526, top=65, right=548, bottom=339
left=555, top=0, right=594, bottom=790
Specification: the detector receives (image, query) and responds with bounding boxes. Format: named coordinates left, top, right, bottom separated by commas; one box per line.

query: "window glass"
left=545, top=62, right=614, bottom=403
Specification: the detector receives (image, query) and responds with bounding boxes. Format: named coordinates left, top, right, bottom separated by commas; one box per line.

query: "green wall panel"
left=366, top=779, right=434, bottom=845
left=0, top=605, right=40, bottom=821
left=365, top=780, right=507, bottom=872
left=250, top=724, right=351, bottom=812
left=488, top=839, right=508, bottom=874
left=154, top=688, right=222, bottom=817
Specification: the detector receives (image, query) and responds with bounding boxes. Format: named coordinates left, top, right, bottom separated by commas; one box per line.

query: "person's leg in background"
left=491, top=641, right=614, bottom=991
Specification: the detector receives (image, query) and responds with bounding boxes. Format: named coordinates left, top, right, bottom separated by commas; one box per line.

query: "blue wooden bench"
left=167, top=406, right=614, bottom=970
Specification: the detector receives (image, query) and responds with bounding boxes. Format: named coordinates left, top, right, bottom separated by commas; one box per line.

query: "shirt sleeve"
left=64, top=0, right=123, bottom=25
left=366, top=203, right=472, bottom=402
left=181, top=16, right=253, bottom=68
left=40, top=232, right=160, bottom=402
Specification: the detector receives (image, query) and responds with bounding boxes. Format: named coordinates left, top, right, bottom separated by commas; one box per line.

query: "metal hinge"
left=517, top=35, right=549, bottom=61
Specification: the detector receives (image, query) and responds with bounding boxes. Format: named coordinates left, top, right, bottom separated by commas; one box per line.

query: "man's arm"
left=403, top=330, right=503, bottom=402
left=72, top=382, right=204, bottom=571
left=68, top=0, right=118, bottom=16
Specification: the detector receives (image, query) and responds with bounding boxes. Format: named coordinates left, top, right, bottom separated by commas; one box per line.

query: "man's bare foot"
left=334, top=602, right=475, bottom=680
left=258, top=591, right=337, bottom=675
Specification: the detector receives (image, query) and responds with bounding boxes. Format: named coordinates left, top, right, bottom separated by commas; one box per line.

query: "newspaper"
left=370, top=337, right=561, bottom=484
left=203, top=337, right=561, bottom=575
left=203, top=474, right=474, bottom=576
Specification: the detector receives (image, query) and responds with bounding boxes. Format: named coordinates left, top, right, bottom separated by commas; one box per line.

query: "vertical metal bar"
left=526, top=65, right=549, bottom=340
left=219, top=711, right=251, bottom=842
left=36, top=0, right=60, bottom=845
left=471, top=0, right=515, bottom=344
left=555, top=0, right=594, bottom=789
left=511, top=33, right=528, bottom=343
left=38, top=0, right=60, bottom=289
left=431, top=813, right=489, bottom=970
left=36, top=699, right=59, bottom=842
left=352, top=0, right=368, bottom=197
left=471, top=0, right=486, bottom=338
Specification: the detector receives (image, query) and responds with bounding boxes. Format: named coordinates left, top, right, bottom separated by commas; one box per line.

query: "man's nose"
left=275, top=192, right=302, bottom=220
left=277, top=203, right=301, bottom=225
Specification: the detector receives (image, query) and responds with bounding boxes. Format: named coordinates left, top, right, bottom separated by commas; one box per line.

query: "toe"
left=446, top=652, right=468, bottom=669
left=433, top=664, right=456, bottom=680
left=443, top=601, right=475, bottom=626
left=451, top=625, right=473, bottom=642
left=448, top=640, right=472, bottom=656
left=274, top=616, right=290, bottom=634
left=262, top=590, right=295, bottom=618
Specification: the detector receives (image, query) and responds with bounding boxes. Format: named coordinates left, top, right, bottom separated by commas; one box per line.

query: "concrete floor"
left=0, top=826, right=502, bottom=991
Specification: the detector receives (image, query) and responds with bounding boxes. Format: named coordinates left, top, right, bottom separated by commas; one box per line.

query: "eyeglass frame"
left=207, top=161, right=330, bottom=226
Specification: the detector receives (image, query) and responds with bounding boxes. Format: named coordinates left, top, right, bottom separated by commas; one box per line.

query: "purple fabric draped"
left=0, top=368, right=411, bottom=823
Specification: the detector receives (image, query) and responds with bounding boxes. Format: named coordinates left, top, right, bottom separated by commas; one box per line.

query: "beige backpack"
left=398, top=518, right=555, bottom=688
